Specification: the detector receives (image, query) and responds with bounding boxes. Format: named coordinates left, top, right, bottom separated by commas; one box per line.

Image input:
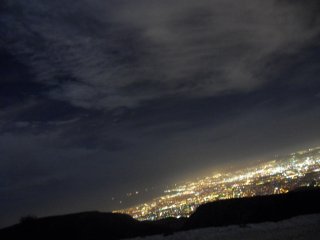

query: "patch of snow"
left=132, top=214, right=320, bottom=240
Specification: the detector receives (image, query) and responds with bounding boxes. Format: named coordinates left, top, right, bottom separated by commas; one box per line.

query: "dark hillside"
left=0, top=211, right=185, bottom=240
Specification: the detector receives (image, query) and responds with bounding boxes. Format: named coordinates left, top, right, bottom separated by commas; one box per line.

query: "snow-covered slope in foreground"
left=132, top=214, right=320, bottom=240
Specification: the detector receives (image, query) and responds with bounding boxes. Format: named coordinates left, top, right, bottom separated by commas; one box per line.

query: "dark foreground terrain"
left=1, top=187, right=320, bottom=240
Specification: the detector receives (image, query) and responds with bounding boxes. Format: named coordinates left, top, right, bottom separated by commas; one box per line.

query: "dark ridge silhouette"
left=185, top=187, right=320, bottom=230
left=0, top=211, right=186, bottom=240
left=1, top=187, right=320, bottom=240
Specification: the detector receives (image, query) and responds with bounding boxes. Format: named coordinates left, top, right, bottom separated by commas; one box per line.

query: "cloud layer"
left=2, top=0, right=320, bottom=109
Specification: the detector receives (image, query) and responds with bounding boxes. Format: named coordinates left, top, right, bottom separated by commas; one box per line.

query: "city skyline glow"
left=116, top=146, right=320, bottom=220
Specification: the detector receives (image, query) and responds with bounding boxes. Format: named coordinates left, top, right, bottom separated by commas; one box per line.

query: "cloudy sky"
left=1, top=0, right=320, bottom=227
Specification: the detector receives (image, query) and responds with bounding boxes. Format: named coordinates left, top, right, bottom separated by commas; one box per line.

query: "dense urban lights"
left=115, top=147, right=320, bottom=220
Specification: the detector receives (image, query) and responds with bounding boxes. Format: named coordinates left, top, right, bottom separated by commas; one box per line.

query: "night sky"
left=1, top=0, right=320, bottom=227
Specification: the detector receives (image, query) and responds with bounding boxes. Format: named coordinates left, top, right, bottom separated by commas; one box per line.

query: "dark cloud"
left=1, top=0, right=319, bottom=109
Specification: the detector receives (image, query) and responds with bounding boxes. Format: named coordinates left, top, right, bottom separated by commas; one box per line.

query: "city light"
left=115, top=146, right=320, bottom=221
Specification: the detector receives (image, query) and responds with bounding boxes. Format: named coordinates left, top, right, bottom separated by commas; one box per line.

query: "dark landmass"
left=0, top=212, right=186, bottom=240
left=1, top=187, right=320, bottom=240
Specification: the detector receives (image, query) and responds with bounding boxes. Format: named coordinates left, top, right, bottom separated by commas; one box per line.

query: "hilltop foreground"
left=1, top=188, right=320, bottom=240
left=132, top=213, right=320, bottom=240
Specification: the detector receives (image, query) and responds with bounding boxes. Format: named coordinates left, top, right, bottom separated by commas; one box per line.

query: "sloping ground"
left=131, top=213, right=320, bottom=240
left=0, top=212, right=186, bottom=240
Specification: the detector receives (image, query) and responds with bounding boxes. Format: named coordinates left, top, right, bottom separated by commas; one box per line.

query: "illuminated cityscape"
left=115, top=146, right=320, bottom=221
